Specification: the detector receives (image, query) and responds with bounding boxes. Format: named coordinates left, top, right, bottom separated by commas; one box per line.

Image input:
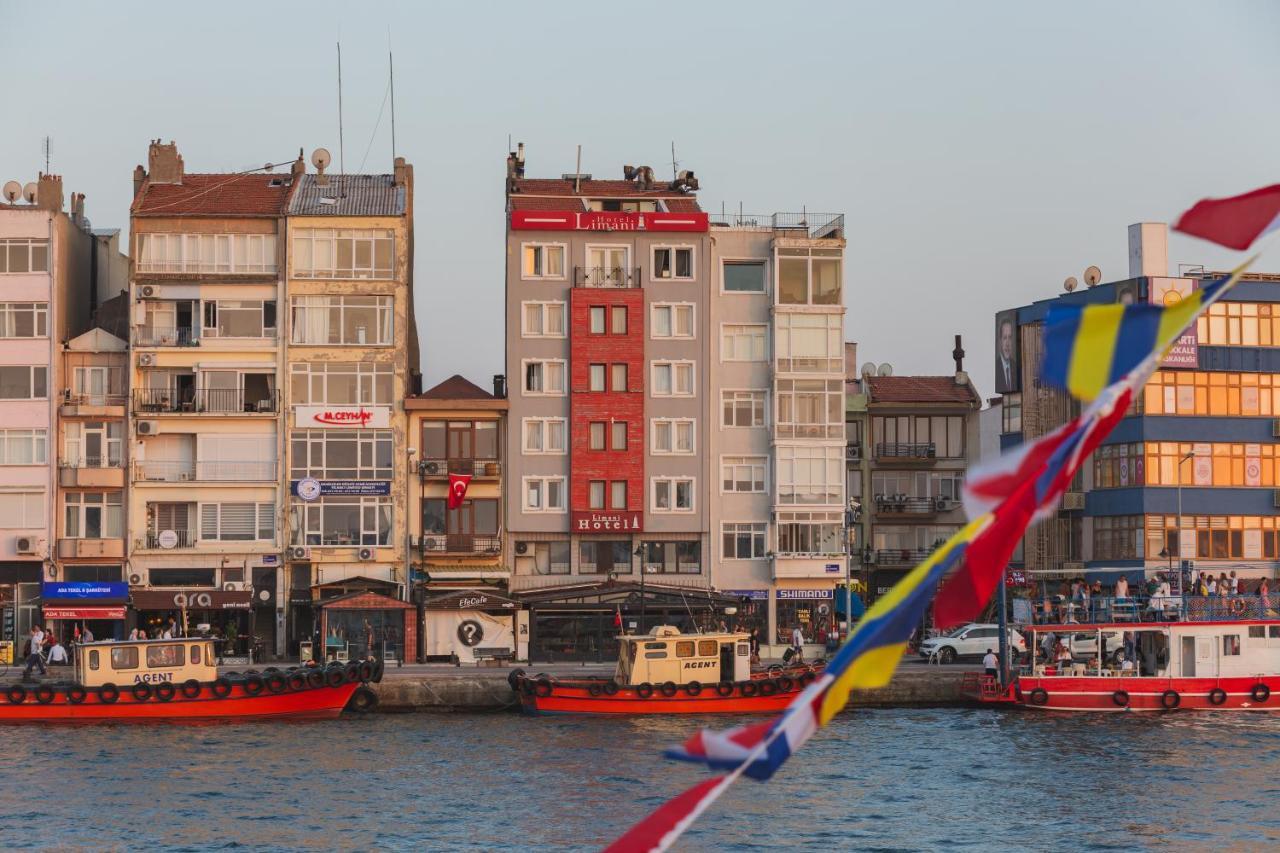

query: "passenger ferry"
left=514, top=625, right=820, bottom=714
left=0, top=638, right=380, bottom=722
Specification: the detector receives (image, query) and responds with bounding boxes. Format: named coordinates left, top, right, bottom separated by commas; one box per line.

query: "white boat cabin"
left=614, top=626, right=751, bottom=686
left=75, top=638, right=219, bottom=687
left=1027, top=621, right=1280, bottom=679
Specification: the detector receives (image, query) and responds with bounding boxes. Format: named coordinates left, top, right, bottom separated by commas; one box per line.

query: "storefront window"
left=775, top=592, right=836, bottom=646
left=579, top=540, right=632, bottom=574
left=325, top=609, right=402, bottom=660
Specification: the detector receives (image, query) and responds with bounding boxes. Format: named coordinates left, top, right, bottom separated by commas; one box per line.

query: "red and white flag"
left=447, top=473, right=472, bottom=509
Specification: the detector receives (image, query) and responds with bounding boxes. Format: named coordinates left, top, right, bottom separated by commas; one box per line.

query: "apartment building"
left=283, top=158, right=417, bottom=656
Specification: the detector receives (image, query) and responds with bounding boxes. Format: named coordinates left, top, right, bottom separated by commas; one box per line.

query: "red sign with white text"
left=294, top=405, right=390, bottom=429
left=510, top=210, right=708, bottom=233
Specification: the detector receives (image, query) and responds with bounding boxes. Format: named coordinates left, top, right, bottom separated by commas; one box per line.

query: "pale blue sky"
left=2, top=0, right=1277, bottom=392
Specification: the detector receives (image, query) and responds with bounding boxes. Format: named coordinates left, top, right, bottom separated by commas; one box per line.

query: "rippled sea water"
left=1, top=708, right=1278, bottom=850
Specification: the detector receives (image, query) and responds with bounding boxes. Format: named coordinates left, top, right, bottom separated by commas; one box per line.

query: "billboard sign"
left=1150, top=278, right=1198, bottom=367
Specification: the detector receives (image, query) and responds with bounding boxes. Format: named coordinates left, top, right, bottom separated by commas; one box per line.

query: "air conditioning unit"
left=128, top=571, right=146, bottom=586
left=423, top=536, right=445, bottom=552
left=1060, top=560, right=1085, bottom=574
left=222, top=581, right=244, bottom=592
left=1061, top=492, right=1085, bottom=511
left=419, top=460, right=441, bottom=476
left=287, top=546, right=310, bottom=561
left=14, top=536, right=39, bottom=555
left=138, top=353, right=155, bottom=367
left=515, top=541, right=529, bottom=555
left=141, top=285, right=157, bottom=298
left=358, top=547, right=375, bottom=561
left=137, top=421, right=159, bottom=436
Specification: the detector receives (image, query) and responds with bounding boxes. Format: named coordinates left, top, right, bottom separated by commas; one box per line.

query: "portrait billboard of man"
left=995, top=310, right=1020, bottom=394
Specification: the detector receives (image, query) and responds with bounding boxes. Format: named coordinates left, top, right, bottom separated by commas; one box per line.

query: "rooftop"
left=865, top=375, right=981, bottom=406
left=288, top=174, right=406, bottom=217
left=132, top=173, right=294, bottom=217
left=508, top=178, right=701, bottom=213
left=405, top=374, right=508, bottom=411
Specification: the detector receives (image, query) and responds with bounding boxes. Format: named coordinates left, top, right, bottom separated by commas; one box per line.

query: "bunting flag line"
left=603, top=776, right=731, bottom=853
left=1174, top=183, right=1280, bottom=250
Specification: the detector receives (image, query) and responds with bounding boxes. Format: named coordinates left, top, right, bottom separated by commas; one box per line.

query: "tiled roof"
left=419, top=374, right=496, bottom=400
left=288, top=174, right=406, bottom=216
left=509, top=178, right=700, bottom=211
left=132, top=173, right=293, bottom=217
left=866, top=375, right=981, bottom=406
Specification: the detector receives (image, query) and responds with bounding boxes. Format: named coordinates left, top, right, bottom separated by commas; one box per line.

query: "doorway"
left=1181, top=636, right=1196, bottom=677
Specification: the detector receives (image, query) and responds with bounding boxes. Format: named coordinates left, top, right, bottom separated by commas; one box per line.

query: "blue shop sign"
left=290, top=480, right=391, bottom=498
left=724, top=589, right=768, bottom=601
left=42, top=582, right=129, bottom=600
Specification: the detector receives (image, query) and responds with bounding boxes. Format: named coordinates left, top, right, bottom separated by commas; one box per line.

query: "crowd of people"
left=1032, top=571, right=1276, bottom=624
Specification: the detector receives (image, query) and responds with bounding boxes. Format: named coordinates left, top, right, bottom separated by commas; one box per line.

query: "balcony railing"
left=874, top=548, right=936, bottom=566
left=59, top=457, right=123, bottom=469
left=573, top=265, right=641, bottom=288
left=874, top=495, right=954, bottom=515
left=133, top=388, right=280, bottom=414
left=419, top=534, right=502, bottom=555
left=135, top=460, right=276, bottom=482
left=1030, top=594, right=1280, bottom=626
left=62, top=392, right=127, bottom=407
left=874, top=442, right=936, bottom=460
left=144, top=530, right=197, bottom=549
left=135, top=327, right=198, bottom=347
left=710, top=212, right=845, bottom=239
left=418, top=458, right=502, bottom=478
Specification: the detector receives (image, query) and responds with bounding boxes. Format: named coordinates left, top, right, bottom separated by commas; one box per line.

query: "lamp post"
left=844, top=498, right=860, bottom=642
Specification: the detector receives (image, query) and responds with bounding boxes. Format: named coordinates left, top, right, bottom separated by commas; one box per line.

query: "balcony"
left=57, top=538, right=124, bottom=560
left=60, top=392, right=127, bottom=418
left=134, top=460, right=276, bottom=483
left=419, top=534, right=503, bottom=556
left=874, top=495, right=955, bottom=518
left=573, top=266, right=641, bottom=288
left=58, top=460, right=126, bottom=489
left=874, top=548, right=935, bottom=567
left=846, top=443, right=863, bottom=462
left=710, top=212, right=845, bottom=240
left=874, top=442, right=937, bottom=463
left=134, top=327, right=198, bottom=347
left=418, top=458, right=502, bottom=479
left=143, top=530, right=197, bottom=549
left=133, top=388, right=280, bottom=415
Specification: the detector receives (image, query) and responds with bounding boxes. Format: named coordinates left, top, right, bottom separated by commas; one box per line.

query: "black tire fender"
left=306, top=669, right=326, bottom=689
left=1208, top=687, right=1227, bottom=706
left=34, top=684, right=56, bottom=705
left=659, top=681, right=678, bottom=698
left=684, top=681, right=703, bottom=697
left=1028, top=687, right=1049, bottom=706
left=533, top=678, right=554, bottom=698
left=325, top=668, right=345, bottom=688
left=287, top=672, right=307, bottom=691
left=1112, top=690, right=1130, bottom=708
left=587, top=682, right=603, bottom=697
left=243, top=674, right=266, bottom=695
left=739, top=680, right=759, bottom=698
left=371, top=658, right=385, bottom=683
left=180, top=679, right=202, bottom=699
left=211, top=677, right=232, bottom=698
left=131, top=682, right=153, bottom=702
left=714, top=681, right=734, bottom=697
left=5, top=684, right=26, bottom=704
left=358, top=661, right=374, bottom=683
left=66, top=684, right=88, bottom=704
left=507, top=668, right=527, bottom=692
left=602, top=680, right=620, bottom=696
left=265, top=673, right=287, bottom=694
left=635, top=682, right=654, bottom=699
left=776, top=676, right=795, bottom=693
left=154, top=682, right=176, bottom=702
left=1251, top=683, right=1271, bottom=703
left=1161, top=689, right=1181, bottom=710
left=758, top=679, right=779, bottom=697
left=98, top=683, right=120, bottom=704
left=798, top=671, right=816, bottom=687
left=346, top=685, right=378, bottom=713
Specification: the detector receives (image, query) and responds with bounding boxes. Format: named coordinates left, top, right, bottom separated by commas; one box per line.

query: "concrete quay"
left=369, top=662, right=976, bottom=712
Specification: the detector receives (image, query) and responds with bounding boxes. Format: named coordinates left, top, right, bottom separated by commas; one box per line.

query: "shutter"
left=257, top=503, right=274, bottom=540
left=219, top=503, right=256, bottom=541
left=200, top=504, right=218, bottom=539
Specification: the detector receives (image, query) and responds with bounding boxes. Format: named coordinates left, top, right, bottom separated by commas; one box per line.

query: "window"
left=589, top=306, right=606, bottom=335
left=651, top=419, right=695, bottom=454
left=777, top=248, right=841, bottom=305
left=63, top=492, right=123, bottom=539
left=611, top=363, right=628, bottom=392
left=777, top=445, right=843, bottom=505
left=611, top=306, right=628, bottom=335
left=1094, top=441, right=1280, bottom=489
left=641, top=541, right=701, bottom=574
left=871, top=471, right=964, bottom=501
left=1142, top=370, right=1280, bottom=417
left=1002, top=393, right=1023, bottom=434
left=721, top=324, right=767, bottom=361
left=523, top=477, right=566, bottom=512
left=521, top=301, right=566, bottom=338
left=1145, top=514, right=1280, bottom=562
left=585, top=246, right=629, bottom=286
left=291, top=496, right=392, bottom=546
left=675, top=640, right=695, bottom=658
left=63, top=565, right=122, bottom=583
left=612, top=422, right=627, bottom=451
left=290, top=362, right=393, bottom=405
left=589, top=422, right=607, bottom=451
left=722, top=390, right=766, bottom=427
left=110, top=646, right=138, bottom=670
left=611, top=480, right=627, bottom=510
left=722, top=523, right=767, bottom=559
left=292, top=229, right=394, bottom=279
left=651, top=303, right=694, bottom=339
left=589, top=480, right=606, bottom=509
left=587, top=363, right=605, bottom=392
left=1224, top=635, right=1241, bottom=656
left=521, top=243, right=566, bottom=279
left=1195, top=302, right=1280, bottom=348
left=723, top=260, right=765, bottom=293
left=776, top=379, right=844, bottom=439
left=202, top=503, right=275, bottom=541
left=290, top=295, right=392, bottom=345
left=0, top=429, right=48, bottom=465
left=652, top=478, right=694, bottom=512
left=89, top=650, right=99, bottom=671
left=1093, top=516, right=1144, bottom=560
left=774, top=313, right=843, bottom=373
left=520, top=541, right=571, bottom=575
left=0, top=303, right=48, bottom=338
left=290, top=430, right=393, bottom=480
left=64, top=422, right=121, bottom=468
left=653, top=246, right=694, bottom=280
left=421, top=498, right=499, bottom=538
left=721, top=456, right=766, bottom=493
left=138, top=233, right=276, bottom=274
left=523, top=360, right=566, bottom=395
left=72, top=365, right=124, bottom=401
left=0, top=366, right=47, bottom=399
left=0, top=492, right=44, bottom=528
left=522, top=418, right=567, bottom=454
left=651, top=361, right=694, bottom=396
left=420, top=421, right=498, bottom=463
left=872, top=415, right=964, bottom=458
left=578, top=540, right=632, bottom=574
left=778, top=511, right=845, bottom=555
left=146, top=644, right=186, bottom=669
left=0, top=239, right=49, bottom=273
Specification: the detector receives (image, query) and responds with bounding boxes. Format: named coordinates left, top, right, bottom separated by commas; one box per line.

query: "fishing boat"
left=0, top=637, right=381, bottom=722
left=513, top=625, right=821, bottom=714
left=968, top=610, right=1280, bottom=712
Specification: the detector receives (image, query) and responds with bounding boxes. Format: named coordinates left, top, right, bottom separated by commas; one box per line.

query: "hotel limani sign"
left=510, top=210, right=708, bottom=233
left=572, top=511, right=643, bottom=533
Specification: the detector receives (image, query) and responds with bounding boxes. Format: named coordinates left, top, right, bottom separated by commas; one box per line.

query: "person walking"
left=23, top=626, right=47, bottom=679
left=789, top=625, right=806, bottom=664
left=982, top=648, right=999, bottom=679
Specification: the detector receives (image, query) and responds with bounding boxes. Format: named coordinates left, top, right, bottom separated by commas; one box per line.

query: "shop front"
left=774, top=587, right=839, bottom=657
left=130, top=588, right=254, bottom=661
left=0, top=562, right=42, bottom=663
left=422, top=589, right=524, bottom=663
left=39, top=581, right=128, bottom=643
left=317, top=590, right=416, bottom=664
left=722, top=589, right=769, bottom=643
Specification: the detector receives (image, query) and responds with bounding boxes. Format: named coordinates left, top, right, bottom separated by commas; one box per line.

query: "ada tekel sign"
left=42, top=582, right=128, bottom=600
left=291, top=480, right=391, bottom=498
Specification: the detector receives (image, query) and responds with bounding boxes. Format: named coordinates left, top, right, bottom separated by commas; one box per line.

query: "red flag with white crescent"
left=447, top=473, right=472, bottom=509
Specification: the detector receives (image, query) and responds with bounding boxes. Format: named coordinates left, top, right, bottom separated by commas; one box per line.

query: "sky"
left=2, top=0, right=1278, bottom=395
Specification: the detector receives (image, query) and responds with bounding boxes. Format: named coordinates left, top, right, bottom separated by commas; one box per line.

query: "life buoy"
left=635, top=682, right=655, bottom=699
left=715, top=681, right=735, bottom=697
left=739, top=680, right=759, bottom=698
left=181, top=679, right=202, bottom=699
left=325, top=668, right=345, bottom=688
left=587, top=682, right=604, bottom=697
left=307, top=670, right=326, bottom=689
left=603, top=680, right=620, bottom=696
left=358, top=661, right=374, bottom=683
left=1112, top=690, right=1130, bottom=708
left=287, top=672, right=307, bottom=691
left=798, top=671, right=816, bottom=687
left=507, top=668, right=527, bottom=692
left=1161, top=689, right=1181, bottom=709
left=1251, top=683, right=1271, bottom=703
left=533, top=678, right=554, bottom=698
left=371, top=659, right=385, bottom=683
left=758, top=679, right=779, bottom=697
left=776, top=676, right=795, bottom=693
left=5, top=684, right=26, bottom=704
left=684, top=681, right=703, bottom=697
left=211, top=677, right=232, bottom=698
left=66, top=684, right=88, bottom=704
left=34, top=685, right=55, bottom=705
left=131, top=682, right=153, bottom=702
left=659, top=681, right=678, bottom=698
left=155, top=683, right=176, bottom=702
left=1230, top=598, right=1247, bottom=616
left=346, top=685, right=378, bottom=713
left=1208, top=687, right=1227, bottom=706
left=1028, top=687, right=1049, bottom=706
left=97, top=683, right=120, bottom=704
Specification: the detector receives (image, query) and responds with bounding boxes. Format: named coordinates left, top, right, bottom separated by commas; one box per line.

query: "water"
left=1, top=709, right=1278, bottom=851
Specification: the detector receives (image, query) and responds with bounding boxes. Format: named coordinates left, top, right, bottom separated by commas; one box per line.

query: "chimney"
left=516, top=142, right=525, bottom=177
left=35, top=173, right=63, bottom=213
left=291, top=148, right=306, bottom=180
left=393, top=156, right=411, bottom=189
left=844, top=342, right=858, bottom=381
left=147, top=139, right=184, bottom=185
left=133, top=164, right=147, bottom=198
left=1128, top=222, right=1168, bottom=278
left=952, top=334, right=965, bottom=374
left=492, top=374, right=507, bottom=399
left=70, top=192, right=85, bottom=225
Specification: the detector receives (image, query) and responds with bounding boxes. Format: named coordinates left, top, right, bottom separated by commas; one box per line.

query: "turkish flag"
left=447, top=473, right=472, bottom=509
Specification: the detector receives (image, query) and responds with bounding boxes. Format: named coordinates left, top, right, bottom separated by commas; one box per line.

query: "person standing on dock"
left=982, top=649, right=998, bottom=679
left=790, top=625, right=805, bottom=664
left=23, top=626, right=47, bottom=679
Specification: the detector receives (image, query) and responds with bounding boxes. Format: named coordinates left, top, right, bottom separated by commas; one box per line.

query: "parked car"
left=918, top=623, right=1027, bottom=664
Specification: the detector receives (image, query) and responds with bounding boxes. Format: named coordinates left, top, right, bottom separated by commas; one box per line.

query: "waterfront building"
left=283, top=157, right=418, bottom=659
left=0, top=173, right=124, bottom=652
left=994, top=222, right=1280, bottom=587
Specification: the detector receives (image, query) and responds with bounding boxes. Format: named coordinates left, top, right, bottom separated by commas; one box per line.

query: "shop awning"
left=131, top=589, right=253, bottom=610
left=43, top=606, right=127, bottom=620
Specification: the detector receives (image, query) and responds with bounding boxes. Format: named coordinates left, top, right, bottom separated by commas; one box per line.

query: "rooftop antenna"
left=670, top=141, right=679, bottom=180
left=574, top=144, right=582, bottom=193
left=336, top=42, right=346, bottom=183
left=388, top=32, right=397, bottom=163
left=43, top=136, right=51, bottom=173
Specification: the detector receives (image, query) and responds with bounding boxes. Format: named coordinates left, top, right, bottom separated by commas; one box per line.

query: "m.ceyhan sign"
left=294, top=405, right=390, bottom=429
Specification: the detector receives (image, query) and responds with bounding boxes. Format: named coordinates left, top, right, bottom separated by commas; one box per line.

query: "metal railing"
left=59, top=456, right=123, bottom=469
left=874, top=442, right=937, bottom=459
left=144, top=529, right=197, bottom=549
left=418, top=458, right=502, bottom=478
left=133, top=388, right=280, bottom=414
left=419, top=534, right=502, bottom=555
left=709, top=212, right=845, bottom=239
left=1031, top=594, right=1280, bottom=625
left=573, top=266, right=641, bottom=288
left=135, top=327, right=198, bottom=347
left=874, top=495, right=952, bottom=515
left=62, top=392, right=127, bottom=407
left=135, top=460, right=276, bottom=482
left=874, top=548, right=937, bottom=566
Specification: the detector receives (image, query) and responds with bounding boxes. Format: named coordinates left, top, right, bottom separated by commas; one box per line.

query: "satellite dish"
left=2, top=181, right=19, bottom=203
left=311, top=148, right=332, bottom=171
left=1084, top=265, right=1102, bottom=286
left=22, top=182, right=37, bottom=203
left=877, top=363, right=894, bottom=377
left=860, top=362, right=876, bottom=378
left=1063, top=276, right=1078, bottom=293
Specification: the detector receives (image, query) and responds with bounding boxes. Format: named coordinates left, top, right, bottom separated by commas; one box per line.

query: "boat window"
left=1271, top=626, right=1280, bottom=639
left=644, top=642, right=666, bottom=650
left=190, top=645, right=201, bottom=664
left=111, top=647, right=138, bottom=669
left=644, top=651, right=668, bottom=659
left=737, top=643, right=749, bottom=656
left=88, top=650, right=99, bottom=671
left=698, top=640, right=718, bottom=657
left=146, top=644, right=186, bottom=668
left=1249, top=626, right=1265, bottom=639
left=675, top=641, right=695, bottom=658
left=1223, top=635, right=1241, bottom=656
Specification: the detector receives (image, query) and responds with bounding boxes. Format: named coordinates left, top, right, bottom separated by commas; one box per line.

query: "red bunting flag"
left=1174, top=183, right=1280, bottom=250
left=447, top=473, right=472, bottom=509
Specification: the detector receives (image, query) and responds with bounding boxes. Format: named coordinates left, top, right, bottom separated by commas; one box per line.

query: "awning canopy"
left=132, top=588, right=253, bottom=611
